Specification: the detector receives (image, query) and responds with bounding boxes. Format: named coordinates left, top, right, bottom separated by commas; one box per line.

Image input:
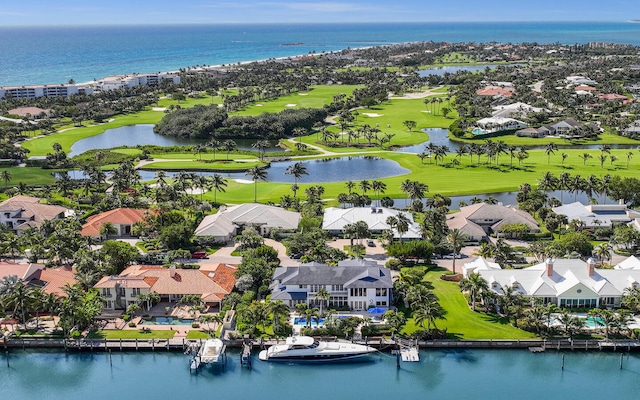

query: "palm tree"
left=269, top=300, right=290, bottom=335
left=371, top=180, right=386, bottom=207
left=0, top=170, right=11, bottom=186
left=222, top=139, right=237, bottom=161
left=315, top=288, right=330, bottom=316
left=358, top=180, right=371, bottom=195
left=561, top=153, right=569, bottom=166
left=593, top=243, right=613, bottom=265
left=345, top=181, right=355, bottom=194
left=284, top=162, right=308, bottom=197
left=447, top=229, right=466, bottom=274
left=579, top=153, right=592, bottom=166
left=99, top=222, right=117, bottom=240
left=413, top=298, right=447, bottom=336
left=246, top=166, right=268, bottom=203
left=627, top=151, right=633, bottom=168
left=252, top=140, right=271, bottom=161
left=460, top=273, right=489, bottom=311
left=210, top=174, right=227, bottom=203
left=545, top=143, right=557, bottom=164
left=207, top=139, right=221, bottom=161
left=386, top=213, right=410, bottom=242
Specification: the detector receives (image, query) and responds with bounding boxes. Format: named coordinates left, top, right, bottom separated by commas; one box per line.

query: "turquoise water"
left=1, top=349, right=639, bottom=399
left=2, top=22, right=640, bottom=86
left=139, top=317, right=194, bottom=325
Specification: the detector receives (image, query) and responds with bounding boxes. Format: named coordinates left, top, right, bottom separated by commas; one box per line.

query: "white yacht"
left=258, top=336, right=376, bottom=363
left=197, top=338, right=226, bottom=364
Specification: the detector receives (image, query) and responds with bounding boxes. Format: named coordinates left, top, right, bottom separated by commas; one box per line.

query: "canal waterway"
left=1, top=349, right=638, bottom=400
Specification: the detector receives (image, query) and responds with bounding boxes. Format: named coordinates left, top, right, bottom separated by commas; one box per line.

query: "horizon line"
left=0, top=20, right=632, bottom=28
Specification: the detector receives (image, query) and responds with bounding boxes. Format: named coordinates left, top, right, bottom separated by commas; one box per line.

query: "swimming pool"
left=582, top=317, right=604, bottom=328
left=140, top=316, right=195, bottom=325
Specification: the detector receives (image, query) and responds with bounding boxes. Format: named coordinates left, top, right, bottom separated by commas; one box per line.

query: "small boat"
left=258, top=336, right=376, bottom=363
left=197, top=338, right=226, bottom=365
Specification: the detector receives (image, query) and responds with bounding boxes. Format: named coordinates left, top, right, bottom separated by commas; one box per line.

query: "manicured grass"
left=453, top=131, right=640, bottom=147
left=87, top=329, right=176, bottom=339
left=150, top=152, right=256, bottom=161
left=401, top=269, right=536, bottom=340
left=142, top=160, right=264, bottom=171
left=232, top=85, right=361, bottom=116
left=186, top=330, right=213, bottom=339
left=112, top=148, right=144, bottom=156
left=0, top=167, right=58, bottom=187
left=22, top=110, right=164, bottom=156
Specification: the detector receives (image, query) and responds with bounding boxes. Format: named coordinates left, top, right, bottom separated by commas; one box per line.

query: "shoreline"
left=4, top=336, right=639, bottom=352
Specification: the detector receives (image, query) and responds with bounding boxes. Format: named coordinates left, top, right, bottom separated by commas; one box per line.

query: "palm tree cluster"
left=392, top=269, right=446, bottom=338
left=534, top=171, right=612, bottom=203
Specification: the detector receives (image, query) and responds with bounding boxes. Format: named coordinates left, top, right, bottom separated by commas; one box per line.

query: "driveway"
left=328, top=238, right=389, bottom=266
left=197, top=243, right=242, bottom=271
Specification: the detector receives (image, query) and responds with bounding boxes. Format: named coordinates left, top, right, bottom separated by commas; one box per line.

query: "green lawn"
left=142, top=160, right=265, bottom=171
left=186, top=330, right=213, bottom=339
left=87, top=329, right=176, bottom=339
left=150, top=152, right=256, bottom=161
left=402, top=269, right=536, bottom=340
left=232, top=85, right=361, bottom=116
left=0, top=167, right=58, bottom=187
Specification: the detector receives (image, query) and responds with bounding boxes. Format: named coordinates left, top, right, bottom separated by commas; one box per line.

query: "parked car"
left=443, top=253, right=465, bottom=259
left=191, top=251, right=208, bottom=259
left=367, top=239, right=375, bottom=247
left=289, top=252, right=303, bottom=259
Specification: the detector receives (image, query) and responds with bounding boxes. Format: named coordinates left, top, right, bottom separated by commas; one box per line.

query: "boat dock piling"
left=241, top=338, right=252, bottom=370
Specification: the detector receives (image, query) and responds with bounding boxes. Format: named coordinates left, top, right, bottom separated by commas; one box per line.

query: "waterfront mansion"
left=475, top=257, right=640, bottom=308
left=269, top=259, right=393, bottom=311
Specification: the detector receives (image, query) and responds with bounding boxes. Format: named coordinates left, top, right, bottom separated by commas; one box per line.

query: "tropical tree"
left=246, top=166, right=268, bottom=202
left=545, top=143, right=557, bottom=164
left=315, top=287, right=330, bottom=316
left=0, top=170, right=11, bottom=186
left=413, top=298, right=447, bottom=336
left=284, top=162, right=308, bottom=197
left=222, top=139, right=237, bottom=160
left=446, top=229, right=466, bottom=274
left=209, top=174, right=227, bottom=203
left=460, top=273, right=489, bottom=311
left=386, top=213, right=410, bottom=242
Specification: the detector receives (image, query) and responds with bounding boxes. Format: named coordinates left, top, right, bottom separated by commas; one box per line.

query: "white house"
left=478, top=258, right=640, bottom=308
left=322, top=206, right=421, bottom=240
left=475, top=117, right=528, bottom=134
left=552, top=202, right=640, bottom=229
left=462, top=257, right=501, bottom=277
left=269, top=259, right=393, bottom=311
left=194, top=203, right=301, bottom=242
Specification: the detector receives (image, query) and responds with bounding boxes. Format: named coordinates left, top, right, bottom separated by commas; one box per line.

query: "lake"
left=418, top=64, right=501, bottom=77
left=2, top=349, right=639, bottom=400
left=68, top=125, right=281, bottom=158
left=137, top=156, right=410, bottom=183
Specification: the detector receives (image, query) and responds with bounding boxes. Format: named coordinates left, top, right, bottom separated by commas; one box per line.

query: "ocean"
left=1, top=21, right=640, bottom=87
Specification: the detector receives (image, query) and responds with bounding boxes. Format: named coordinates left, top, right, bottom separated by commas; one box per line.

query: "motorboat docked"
left=258, top=336, right=376, bottom=363
left=197, top=338, right=226, bottom=365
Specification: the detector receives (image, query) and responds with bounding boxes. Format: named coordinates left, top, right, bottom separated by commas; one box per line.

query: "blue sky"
left=1, top=0, right=637, bottom=25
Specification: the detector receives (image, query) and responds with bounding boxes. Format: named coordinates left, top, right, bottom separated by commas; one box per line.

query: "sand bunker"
left=152, top=107, right=167, bottom=111
left=285, top=104, right=297, bottom=107
left=255, top=104, right=263, bottom=106
left=299, top=93, right=308, bottom=96
left=363, top=113, right=383, bottom=117
left=235, top=179, right=254, bottom=184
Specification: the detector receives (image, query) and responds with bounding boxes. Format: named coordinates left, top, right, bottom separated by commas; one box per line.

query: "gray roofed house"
left=552, top=202, right=640, bottom=229
left=269, top=259, right=393, bottom=310
left=194, top=203, right=301, bottom=242
left=478, top=258, right=640, bottom=308
left=446, top=203, right=539, bottom=240
left=322, top=206, right=421, bottom=240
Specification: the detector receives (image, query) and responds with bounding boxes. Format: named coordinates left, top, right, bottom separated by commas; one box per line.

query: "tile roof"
left=0, top=196, right=69, bottom=227
left=195, top=203, right=301, bottom=236
left=29, top=267, right=77, bottom=296
left=96, top=264, right=236, bottom=303
left=81, top=208, right=149, bottom=236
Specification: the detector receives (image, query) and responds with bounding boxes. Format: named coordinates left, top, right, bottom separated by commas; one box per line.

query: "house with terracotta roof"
left=446, top=203, right=539, bottom=242
left=476, top=85, right=515, bottom=98
left=0, top=196, right=72, bottom=235
left=0, top=262, right=77, bottom=297
left=94, top=263, right=237, bottom=311
left=81, top=208, right=150, bottom=237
